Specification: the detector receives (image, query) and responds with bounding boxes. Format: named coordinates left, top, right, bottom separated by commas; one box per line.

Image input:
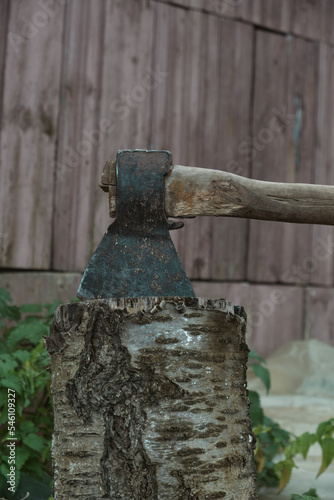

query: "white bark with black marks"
left=47, top=297, right=258, bottom=500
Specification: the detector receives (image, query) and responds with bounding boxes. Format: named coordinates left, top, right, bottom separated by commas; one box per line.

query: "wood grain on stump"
left=47, top=297, right=258, bottom=500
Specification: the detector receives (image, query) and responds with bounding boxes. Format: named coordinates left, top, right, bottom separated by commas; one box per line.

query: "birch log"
left=47, top=297, right=257, bottom=500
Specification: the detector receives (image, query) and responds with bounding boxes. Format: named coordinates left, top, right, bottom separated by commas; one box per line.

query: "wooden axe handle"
left=101, top=162, right=334, bottom=225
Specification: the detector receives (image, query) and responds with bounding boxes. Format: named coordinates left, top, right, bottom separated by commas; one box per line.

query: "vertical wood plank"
left=0, top=0, right=10, bottom=262
left=52, top=0, right=105, bottom=271
left=150, top=3, right=187, bottom=160
left=290, top=0, right=324, bottom=42
left=211, top=20, right=253, bottom=280
left=158, top=0, right=334, bottom=45
left=235, top=0, right=264, bottom=25
left=156, top=0, right=191, bottom=8
left=152, top=7, right=253, bottom=281
left=150, top=2, right=188, bottom=260
left=246, top=34, right=282, bottom=283
left=193, top=281, right=304, bottom=357
left=236, top=0, right=291, bottom=33
left=151, top=4, right=217, bottom=279
left=179, top=8, right=215, bottom=279
left=279, top=36, right=318, bottom=284
left=0, top=0, right=10, bottom=134
left=310, top=44, right=334, bottom=285
left=246, top=285, right=304, bottom=357
left=0, top=0, right=64, bottom=268
left=305, top=288, right=334, bottom=345
left=260, top=0, right=291, bottom=32
left=322, top=0, right=334, bottom=45
left=0, top=272, right=81, bottom=305
left=192, top=281, right=251, bottom=311
left=247, top=31, right=318, bottom=284
left=92, top=0, right=156, bottom=251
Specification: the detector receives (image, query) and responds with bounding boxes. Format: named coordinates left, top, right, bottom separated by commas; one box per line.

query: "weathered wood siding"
left=1, top=0, right=334, bottom=356
left=247, top=32, right=318, bottom=283
left=0, top=0, right=63, bottom=268
left=52, top=0, right=105, bottom=272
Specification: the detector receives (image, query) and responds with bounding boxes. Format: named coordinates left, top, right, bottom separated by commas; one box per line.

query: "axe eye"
left=168, top=220, right=184, bottom=230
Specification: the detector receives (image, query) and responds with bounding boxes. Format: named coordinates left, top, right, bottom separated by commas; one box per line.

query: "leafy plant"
left=291, top=488, right=320, bottom=499
left=0, top=288, right=64, bottom=498
left=248, top=350, right=271, bottom=428
left=275, top=418, right=334, bottom=493
left=249, top=348, right=334, bottom=497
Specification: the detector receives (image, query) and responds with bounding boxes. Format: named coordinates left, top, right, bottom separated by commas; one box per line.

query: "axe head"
left=77, top=150, right=195, bottom=299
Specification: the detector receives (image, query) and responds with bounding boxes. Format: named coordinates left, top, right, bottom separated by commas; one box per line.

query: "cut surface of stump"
left=47, top=297, right=258, bottom=500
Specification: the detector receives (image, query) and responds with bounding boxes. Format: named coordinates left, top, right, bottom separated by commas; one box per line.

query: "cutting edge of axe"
left=101, top=158, right=334, bottom=225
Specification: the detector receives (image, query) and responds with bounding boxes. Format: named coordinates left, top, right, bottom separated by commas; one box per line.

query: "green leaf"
left=4, top=471, right=52, bottom=500
left=0, top=354, right=18, bottom=376
left=295, top=432, right=317, bottom=459
left=22, top=458, right=44, bottom=479
left=249, top=390, right=264, bottom=427
left=0, top=289, right=20, bottom=321
left=0, top=462, right=9, bottom=477
left=291, top=490, right=319, bottom=500
left=304, top=489, right=319, bottom=498
left=19, top=304, right=44, bottom=313
left=275, top=457, right=295, bottom=493
left=44, top=301, right=62, bottom=319
left=16, top=446, right=32, bottom=470
left=20, top=420, right=38, bottom=433
left=0, top=473, right=21, bottom=497
left=291, top=496, right=314, bottom=500
left=317, top=437, right=334, bottom=477
left=7, top=318, right=49, bottom=349
left=0, top=294, right=54, bottom=496
left=12, top=350, right=30, bottom=363
left=249, top=349, right=267, bottom=364
left=22, top=433, right=45, bottom=452
left=0, top=387, right=8, bottom=408
left=0, top=287, right=12, bottom=303
left=316, top=418, right=334, bottom=440
left=252, top=363, right=271, bottom=394
left=36, top=349, right=51, bottom=369
left=0, top=410, right=7, bottom=425
left=263, top=416, right=291, bottom=438
left=0, top=374, right=23, bottom=394
left=292, top=488, right=320, bottom=499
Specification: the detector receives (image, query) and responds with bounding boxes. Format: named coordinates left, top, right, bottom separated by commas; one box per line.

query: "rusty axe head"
left=77, top=150, right=195, bottom=299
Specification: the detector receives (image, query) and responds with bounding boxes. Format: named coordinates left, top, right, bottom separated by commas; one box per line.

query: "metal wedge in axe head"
left=78, top=148, right=334, bottom=299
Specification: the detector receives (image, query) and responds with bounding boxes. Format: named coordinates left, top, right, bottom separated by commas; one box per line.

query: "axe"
left=78, top=149, right=334, bottom=299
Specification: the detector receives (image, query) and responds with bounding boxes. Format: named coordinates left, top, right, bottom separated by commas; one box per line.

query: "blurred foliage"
left=250, top=348, right=334, bottom=498
left=0, top=288, right=78, bottom=499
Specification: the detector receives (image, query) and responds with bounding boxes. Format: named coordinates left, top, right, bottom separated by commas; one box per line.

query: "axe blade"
left=77, top=150, right=195, bottom=299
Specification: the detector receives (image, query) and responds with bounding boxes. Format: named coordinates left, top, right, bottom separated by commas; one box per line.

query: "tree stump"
left=46, top=297, right=258, bottom=500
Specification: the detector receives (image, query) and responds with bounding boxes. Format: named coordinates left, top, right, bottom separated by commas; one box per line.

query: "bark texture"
left=47, top=297, right=258, bottom=500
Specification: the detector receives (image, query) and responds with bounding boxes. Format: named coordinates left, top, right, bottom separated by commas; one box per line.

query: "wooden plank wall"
left=0, top=0, right=64, bottom=268
left=247, top=32, right=318, bottom=284
left=1, top=0, right=334, bottom=357
left=92, top=0, right=156, bottom=249
left=52, top=0, right=105, bottom=272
